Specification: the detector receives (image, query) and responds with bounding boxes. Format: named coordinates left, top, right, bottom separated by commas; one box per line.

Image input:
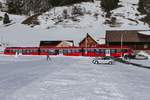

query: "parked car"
left=135, top=54, right=148, bottom=60
left=92, top=57, right=114, bottom=64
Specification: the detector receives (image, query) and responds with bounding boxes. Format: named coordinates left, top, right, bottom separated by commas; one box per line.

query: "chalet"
left=79, top=33, right=99, bottom=47
left=106, top=30, right=150, bottom=50
left=40, top=40, right=74, bottom=47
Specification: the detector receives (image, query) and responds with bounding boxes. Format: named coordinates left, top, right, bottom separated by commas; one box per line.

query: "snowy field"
left=130, top=59, right=150, bottom=67
left=0, top=56, right=150, bottom=100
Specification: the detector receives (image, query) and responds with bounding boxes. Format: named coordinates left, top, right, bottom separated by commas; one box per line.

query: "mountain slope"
left=0, top=0, right=149, bottom=47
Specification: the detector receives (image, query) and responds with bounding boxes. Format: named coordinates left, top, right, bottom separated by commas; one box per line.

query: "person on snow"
left=46, top=52, right=51, bottom=61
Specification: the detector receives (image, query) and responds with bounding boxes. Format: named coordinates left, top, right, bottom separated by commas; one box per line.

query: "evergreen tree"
left=101, top=0, right=119, bottom=12
left=3, top=13, right=10, bottom=24
left=0, top=2, right=2, bottom=9
left=138, top=0, right=150, bottom=25
left=6, top=0, right=93, bottom=15
left=6, top=0, right=23, bottom=14
left=138, top=0, right=146, bottom=14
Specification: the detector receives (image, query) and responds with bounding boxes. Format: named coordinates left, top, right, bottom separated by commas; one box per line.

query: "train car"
left=39, top=47, right=83, bottom=56
left=82, top=45, right=134, bottom=57
left=4, top=45, right=134, bottom=57
left=39, top=47, right=58, bottom=55
left=4, top=47, right=39, bottom=55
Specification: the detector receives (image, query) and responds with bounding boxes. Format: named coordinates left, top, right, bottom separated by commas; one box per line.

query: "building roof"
left=79, top=33, right=98, bottom=45
left=40, top=40, right=74, bottom=47
left=106, top=30, right=150, bottom=42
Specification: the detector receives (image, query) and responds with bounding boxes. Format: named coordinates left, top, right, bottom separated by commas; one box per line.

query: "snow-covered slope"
left=110, top=0, right=148, bottom=30
left=38, top=0, right=149, bottom=30
left=0, top=0, right=149, bottom=47
left=0, top=0, right=5, bottom=3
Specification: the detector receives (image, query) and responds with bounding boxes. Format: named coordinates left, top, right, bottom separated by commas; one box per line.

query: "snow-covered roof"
left=138, top=31, right=150, bottom=36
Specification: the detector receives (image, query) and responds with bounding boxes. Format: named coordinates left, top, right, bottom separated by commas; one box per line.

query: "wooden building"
left=79, top=33, right=98, bottom=47
left=106, top=30, right=150, bottom=50
left=40, top=40, right=74, bottom=47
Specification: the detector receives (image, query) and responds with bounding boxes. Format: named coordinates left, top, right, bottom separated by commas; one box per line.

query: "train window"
left=71, top=50, right=75, bottom=53
left=45, top=50, right=48, bottom=53
left=73, top=50, right=77, bottom=53
left=10, top=50, right=13, bottom=53
left=63, top=50, right=68, bottom=54
left=55, top=50, right=59, bottom=54
left=22, top=50, right=27, bottom=53
left=41, top=49, right=44, bottom=52
left=41, top=49, right=48, bottom=53
left=30, top=50, right=34, bottom=53
left=25, top=50, right=28, bottom=53
left=117, top=49, right=121, bottom=53
left=26, top=50, right=29, bottom=53
left=100, top=49, right=105, bottom=54
left=91, top=49, right=95, bottom=52
left=68, top=50, right=72, bottom=53
left=110, top=49, right=117, bottom=54
left=83, top=49, right=86, bottom=53
left=33, top=49, right=38, bottom=52
left=48, top=50, right=56, bottom=54
left=72, top=49, right=80, bottom=53
left=5, top=50, right=10, bottom=53
left=40, top=49, right=43, bottom=52
left=95, top=49, right=100, bottom=54
left=87, top=49, right=95, bottom=52
left=28, top=50, right=32, bottom=53
left=12, top=50, right=15, bottom=52
left=117, top=49, right=128, bottom=53
left=95, top=49, right=105, bottom=54
left=31, top=50, right=34, bottom=52
left=87, top=49, right=90, bottom=52
left=79, top=49, right=82, bottom=52
left=122, top=49, right=128, bottom=52
left=76, top=49, right=80, bottom=53
left=28, top=50, right=31, bottom=53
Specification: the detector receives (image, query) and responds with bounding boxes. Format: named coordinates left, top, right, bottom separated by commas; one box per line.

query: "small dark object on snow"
left=3, top=13, right=11, bottom=24
left=46, top=54, right=51, bottom=61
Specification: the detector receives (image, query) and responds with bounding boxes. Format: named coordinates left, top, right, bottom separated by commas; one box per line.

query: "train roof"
left=5, top=45, right=131, bottom=49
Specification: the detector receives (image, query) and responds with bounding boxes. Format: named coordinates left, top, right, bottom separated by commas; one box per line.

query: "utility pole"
left=85, top=33, right=88, bottom=54
left=121, top=31, right=124, bottom=58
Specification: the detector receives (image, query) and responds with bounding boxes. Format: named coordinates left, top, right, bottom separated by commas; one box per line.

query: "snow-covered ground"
left=130, top=59, right=150, bottom=67
left=0, top=56, right=150, bottom=100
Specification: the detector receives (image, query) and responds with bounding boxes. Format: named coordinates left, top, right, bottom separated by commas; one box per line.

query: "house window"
left=144, top=44, right=148, bottom=49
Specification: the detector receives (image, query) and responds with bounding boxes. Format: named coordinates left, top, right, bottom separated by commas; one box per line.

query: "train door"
left=105, top=49, right=110, bottom=56
left=59, top=49, right=64, bottom=55
left=16, top=49, right=22, bottom=55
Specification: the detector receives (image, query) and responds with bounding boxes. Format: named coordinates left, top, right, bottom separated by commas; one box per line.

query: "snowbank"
left=138, top=31, right=150, bottom=35
left=137, top=51, right=150, bottom=59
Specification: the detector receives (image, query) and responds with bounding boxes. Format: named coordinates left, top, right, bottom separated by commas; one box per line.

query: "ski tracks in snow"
left=10, top=57, right=126, bottom=100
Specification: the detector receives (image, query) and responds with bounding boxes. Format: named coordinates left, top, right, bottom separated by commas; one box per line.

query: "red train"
left=4, top=45, right=134, bottom=57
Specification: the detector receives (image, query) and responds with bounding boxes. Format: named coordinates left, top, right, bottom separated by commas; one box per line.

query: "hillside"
left=0, top=0, right=149, bottom=47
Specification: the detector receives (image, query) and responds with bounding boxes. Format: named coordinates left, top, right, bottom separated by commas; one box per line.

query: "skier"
left=46, top=53, right=51, bottom=61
